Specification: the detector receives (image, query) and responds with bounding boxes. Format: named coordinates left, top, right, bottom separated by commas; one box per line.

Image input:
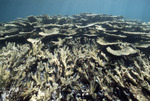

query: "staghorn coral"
left=0, top=13, right=150, bottom=101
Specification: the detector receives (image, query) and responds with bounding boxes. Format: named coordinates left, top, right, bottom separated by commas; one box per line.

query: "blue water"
left=0, top=0, right=150, bottom=22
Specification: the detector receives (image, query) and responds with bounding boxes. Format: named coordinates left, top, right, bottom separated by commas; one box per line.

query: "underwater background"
left=1, top=0, right=150, bottom=101
left=0, top=0, right=150, bottom=22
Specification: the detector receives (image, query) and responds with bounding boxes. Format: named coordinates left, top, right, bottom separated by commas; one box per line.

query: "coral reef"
left=0, top=13, right=150, bottom=101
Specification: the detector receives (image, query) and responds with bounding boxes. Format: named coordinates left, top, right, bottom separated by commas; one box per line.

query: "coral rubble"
left=0, top=13, right=150, bottom=101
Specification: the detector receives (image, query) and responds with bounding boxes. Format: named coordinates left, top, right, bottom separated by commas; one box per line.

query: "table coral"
left=0, top=13, right=150, bottom=101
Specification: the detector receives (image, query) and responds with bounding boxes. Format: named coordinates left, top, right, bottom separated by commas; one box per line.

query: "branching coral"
left=0, top=13, right=150, bottom=101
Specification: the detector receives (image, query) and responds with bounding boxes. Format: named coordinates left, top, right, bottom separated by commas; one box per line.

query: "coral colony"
left=0, top=13, right=150, bottom=100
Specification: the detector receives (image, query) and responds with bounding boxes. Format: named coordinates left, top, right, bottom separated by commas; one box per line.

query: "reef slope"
left=0, top=13, right=150, bottom=101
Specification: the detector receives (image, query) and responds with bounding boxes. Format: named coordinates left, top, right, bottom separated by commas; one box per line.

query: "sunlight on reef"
left=0, top=13, right=150, bottom=101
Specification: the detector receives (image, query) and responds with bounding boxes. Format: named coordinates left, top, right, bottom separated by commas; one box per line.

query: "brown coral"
left=0, top=13, right=150, bottom=101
